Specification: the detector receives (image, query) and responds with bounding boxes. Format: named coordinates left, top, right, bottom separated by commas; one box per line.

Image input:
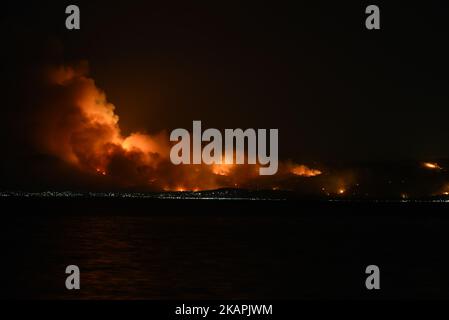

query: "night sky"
left=1, top=1, right=448, bottom=190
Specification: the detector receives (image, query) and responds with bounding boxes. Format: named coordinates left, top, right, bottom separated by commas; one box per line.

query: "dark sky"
left=1, top=1, right=448, bottom=188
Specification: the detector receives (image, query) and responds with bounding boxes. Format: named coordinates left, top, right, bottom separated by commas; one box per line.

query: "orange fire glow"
left=422, top=162, right=442, bottom=170
left=211, top=163, right=235, bottom=176
left=38, top=63, right=323, bottom=191
left=290, top=164, right=322, bottom=177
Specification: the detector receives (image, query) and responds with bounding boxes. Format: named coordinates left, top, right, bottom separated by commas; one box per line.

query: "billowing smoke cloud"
left=34, top=62, right=322, bottom=191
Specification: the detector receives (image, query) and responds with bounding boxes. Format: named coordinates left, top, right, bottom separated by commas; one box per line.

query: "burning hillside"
left=32, top=62, right=322, bottom=191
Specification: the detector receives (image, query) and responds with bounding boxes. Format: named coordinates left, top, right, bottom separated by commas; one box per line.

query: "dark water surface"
left=2, top=198, right=449, bottom=299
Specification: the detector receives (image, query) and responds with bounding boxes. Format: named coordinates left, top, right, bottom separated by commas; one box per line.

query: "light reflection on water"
left=6, top=215, right=288, bottom=299
left=3, top=211, right=449, bottom=299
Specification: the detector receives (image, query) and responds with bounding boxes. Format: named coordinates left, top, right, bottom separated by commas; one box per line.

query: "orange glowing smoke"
left=37, top=62, right=322, bottom=191
left=38, top=63, right=175, bottom=188
left=290, top=164, right=322, bottom=177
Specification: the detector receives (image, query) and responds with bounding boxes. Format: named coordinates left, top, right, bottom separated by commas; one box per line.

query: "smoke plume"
left=34, top=62, right=321, bottom=191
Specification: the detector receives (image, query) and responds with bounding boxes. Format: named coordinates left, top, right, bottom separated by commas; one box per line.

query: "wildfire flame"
left=37, top=62, right=322, bottom=191
left=422, top=162, right=442, bottom=170
left=211, top=163, right=235, bottom=176
left=290, top=164, right=322, bottom=177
